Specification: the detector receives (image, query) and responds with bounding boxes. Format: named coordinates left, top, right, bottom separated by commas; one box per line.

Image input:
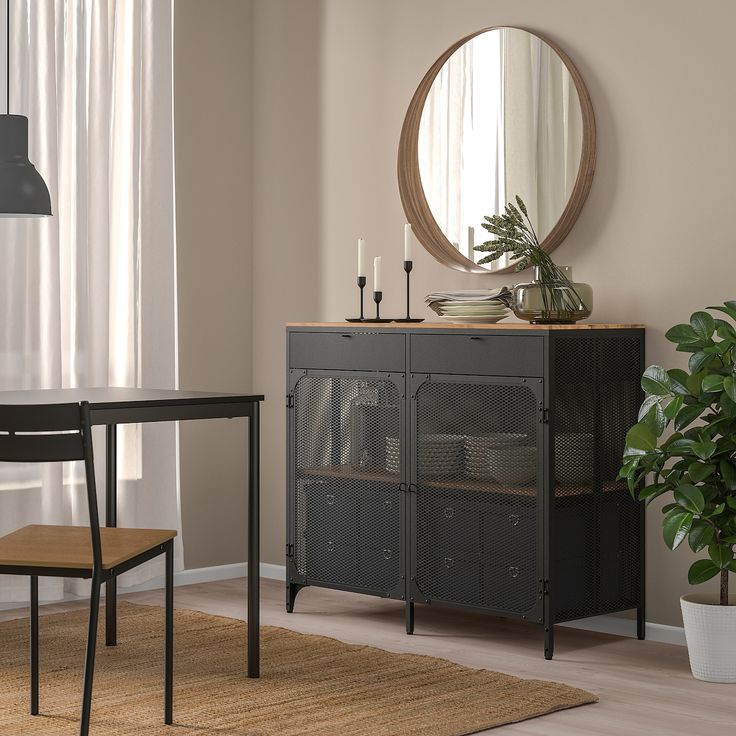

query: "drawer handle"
left=470, top=336, right=482, bottom=341
left=509, top=566, right=520, bottom=578
left=444, top=557, right=454, bottom=568
left=326, top=541, right=335, bottom=552
left=325, top=494, right=335, bottom=506
left=509, top=513, right=520, bottom=526
left=382, top=548, right=392, bottom=560
left=444, top=507, right=455, bottom=519
left=341, top=334, right=352, bottom=338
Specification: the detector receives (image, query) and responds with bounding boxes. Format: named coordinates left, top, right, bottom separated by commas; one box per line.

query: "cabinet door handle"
left=341, top=334, right=352, bottom=338
left=470, top=336, right=482, bottom=341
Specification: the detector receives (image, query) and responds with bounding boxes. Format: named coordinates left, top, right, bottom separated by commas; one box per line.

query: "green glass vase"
left=512, top=266, right=593, bottom=324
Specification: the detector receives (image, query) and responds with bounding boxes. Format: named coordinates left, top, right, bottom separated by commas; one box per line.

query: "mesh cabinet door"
left=292, top=374, right=403, bottom=596
left=552, top=333, right=643, bottom=621
left=412, top=377, right=542, bottom=618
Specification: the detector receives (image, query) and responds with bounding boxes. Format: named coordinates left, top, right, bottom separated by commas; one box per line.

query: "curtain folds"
left=0, top=0, right=180, bottom=603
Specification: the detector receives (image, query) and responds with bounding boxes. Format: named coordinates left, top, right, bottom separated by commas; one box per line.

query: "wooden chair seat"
left=0, top=525, right=177, bottom=571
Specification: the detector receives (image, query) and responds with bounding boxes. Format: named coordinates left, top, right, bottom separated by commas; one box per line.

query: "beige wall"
left=175, top=0, right=253, bottom=570
left=179, top=0, right=736, bottom=627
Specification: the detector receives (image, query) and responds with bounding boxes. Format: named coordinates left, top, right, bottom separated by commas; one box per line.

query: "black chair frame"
left=0, top=401, right=173, bottom=735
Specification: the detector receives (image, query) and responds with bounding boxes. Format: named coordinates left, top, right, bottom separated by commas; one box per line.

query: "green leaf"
left=667, top=368, right=690, bottom=394
left=692, top=438, right=717, bottom=460
left=641, top=365, right=672, bottom=396
left=720, top=460, right=736, bottom=491
left=689, top=352, right=710, bottom=373
left=625, top=423, right=658, bottom=453
left=691, top=311, right=716, bottom=341
left=687, top=372, right=703, bottom=396
left=674, top=484, right=705, bottom=514
left=708, top=543, right=734, bottom=569
left=666, top=437, right=696, bottom=454
left=638, top=483, right=670, bottom=503
left=637, top=395, right=660, bottom=422
left=719, top=390, right=736, bottom=417
left=724, top=376, right=736, bottom=403
left=726, top=495, right=736, bottom=510
left=665, top=324, right=698, bottom=344
left=664, top=395, right=684, bottom=422
left=674, top=403, right=704, bottom=431
left=688, top=559, right=720, bottom=584
left=688, top=520, right=715, bottom=552
left=642, top=402, right=666, bottom=437
left=729, top=559, right=736, bottom=573
left=708, top=301, right=736, bottom=322
left=702, top=374, right=725, bottom=393
left=662, top=508, right=693, bottom=549
left=688, top=462, right=715, bottom=483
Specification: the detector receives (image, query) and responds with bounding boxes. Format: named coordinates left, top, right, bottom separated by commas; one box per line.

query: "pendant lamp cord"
left=6, top=0, right=9, bottom=114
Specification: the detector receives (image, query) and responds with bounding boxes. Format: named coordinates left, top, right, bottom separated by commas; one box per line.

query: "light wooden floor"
left=1, top=577, right=733, bottom=735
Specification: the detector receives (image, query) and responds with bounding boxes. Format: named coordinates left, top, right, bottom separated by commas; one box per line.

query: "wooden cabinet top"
left=287, top=322, right=644, bottom=331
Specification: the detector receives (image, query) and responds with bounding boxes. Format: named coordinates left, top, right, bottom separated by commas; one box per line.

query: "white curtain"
left=418, top=31, right=505, bottom=265
left=503, top=31, right=583, bottom=240
left=0, top=0, right=181, bottom=603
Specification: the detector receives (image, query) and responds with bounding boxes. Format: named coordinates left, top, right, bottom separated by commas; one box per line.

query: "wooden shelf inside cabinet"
left=298, top=465, right=400, bottom=485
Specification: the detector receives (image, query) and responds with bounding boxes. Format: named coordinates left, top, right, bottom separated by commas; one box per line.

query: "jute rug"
left=0, top=602, right=596, bottom=735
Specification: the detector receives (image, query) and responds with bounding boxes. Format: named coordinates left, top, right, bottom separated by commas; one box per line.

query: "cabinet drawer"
left=290, top=331, right=405, bottom=372
left=410, top=334, right=543, bottom=376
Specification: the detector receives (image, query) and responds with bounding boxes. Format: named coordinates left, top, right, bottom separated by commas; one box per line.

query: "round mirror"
left=398, top=27, right=595, bottom=274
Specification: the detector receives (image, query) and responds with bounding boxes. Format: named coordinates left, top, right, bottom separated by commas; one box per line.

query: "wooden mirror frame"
left=398, top=27, right=596, bottom=274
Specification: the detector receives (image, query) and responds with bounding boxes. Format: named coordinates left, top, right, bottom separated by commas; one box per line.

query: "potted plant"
left=474, top=196, right=592, bottom=323
left=619, top=303, right=736, bottom=682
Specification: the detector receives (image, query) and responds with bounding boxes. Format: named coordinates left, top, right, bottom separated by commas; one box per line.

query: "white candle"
left=357, top=238, right=366, bottom=277
left=467, top=226, right=474, bottom=257
left=404, top=223, right=413, bottom=262
left=374, top=256, right=382, bottom=292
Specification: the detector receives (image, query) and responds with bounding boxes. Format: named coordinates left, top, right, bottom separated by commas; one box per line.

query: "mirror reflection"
left=417, top=27, right=583, bottom=271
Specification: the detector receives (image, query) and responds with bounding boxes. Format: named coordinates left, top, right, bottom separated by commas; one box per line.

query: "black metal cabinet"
left=286, top=325, right=645, bottom=658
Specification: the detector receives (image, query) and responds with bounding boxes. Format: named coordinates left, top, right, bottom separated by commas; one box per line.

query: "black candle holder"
left=345, top=276, right=367, bottom=322
left=362, top=290, right=392, bottom=323
left=394, top=260, right=425, bottom=323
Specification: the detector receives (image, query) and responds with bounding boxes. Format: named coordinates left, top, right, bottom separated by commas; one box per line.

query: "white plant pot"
left=680, top=593, right=736, bottom=683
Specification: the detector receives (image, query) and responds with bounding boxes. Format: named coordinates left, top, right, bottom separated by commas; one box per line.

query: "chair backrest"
left=0, top=403, right=86, bottom=462
left=0, top=401, right=103, bottom=570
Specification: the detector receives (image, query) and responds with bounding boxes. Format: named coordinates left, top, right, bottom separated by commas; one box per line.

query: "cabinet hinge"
left=540, top=407, right=549, bottom=424
left=543, top=579, right=551, bottom=595
left=285, top=543, right=294, bottom=558
left=286, top=393, right=294, bottom=409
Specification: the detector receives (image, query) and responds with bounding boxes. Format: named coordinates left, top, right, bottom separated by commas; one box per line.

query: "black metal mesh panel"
left=415, top=380, right=539, bottom=615
left=293, top=375, right=401, bottom=594
left=553, top=335, right=642, bottom=620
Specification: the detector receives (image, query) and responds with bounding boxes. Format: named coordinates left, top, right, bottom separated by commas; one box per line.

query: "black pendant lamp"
left=0, top=0, right=51, bottom=217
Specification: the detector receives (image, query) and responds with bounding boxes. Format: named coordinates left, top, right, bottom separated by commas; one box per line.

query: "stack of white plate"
left=434, top=300, right=509, bottom=324
left=418, top=434, right=465, bottom=478
left=465, top=433, right=536, bottom=485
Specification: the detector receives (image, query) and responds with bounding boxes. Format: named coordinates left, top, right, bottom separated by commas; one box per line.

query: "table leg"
left=105, top=424, right=117, bottom=647
left=248, top=402, right=260, bottom=678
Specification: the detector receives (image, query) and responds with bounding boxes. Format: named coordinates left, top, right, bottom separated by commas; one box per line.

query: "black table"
left=0, top=388, right=264, bottom=677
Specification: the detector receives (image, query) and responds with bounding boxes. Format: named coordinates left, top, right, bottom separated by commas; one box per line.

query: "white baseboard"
left=1, top=561, right=687, bottom=646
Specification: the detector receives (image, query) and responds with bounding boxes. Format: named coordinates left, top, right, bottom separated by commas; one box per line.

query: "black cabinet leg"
left=165, top=541, right=174, bottom=725
left=286, top=582, right=303, bottom=613
left=637, top=605, right=646, bottom=640
left=544, top=624, right=554, bottom=660
left=405, top=600, right=414, bottom=635
left=105, top=424, right=117, bottom=647
left=30, top=576, right=39, bottom=716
